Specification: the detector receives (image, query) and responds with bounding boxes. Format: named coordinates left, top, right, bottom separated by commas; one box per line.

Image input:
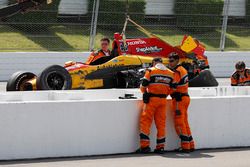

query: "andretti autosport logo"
left=136, top=46, right=163, bottom=54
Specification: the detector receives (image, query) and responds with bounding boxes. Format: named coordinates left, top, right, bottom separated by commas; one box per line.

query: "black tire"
left=116, top=72, right=127, bottom=88
left=36, top=65, right=72, bottom=90
left=6, top=71, right=36, bottom=91
left=115, top=70, right=141, bottom=88
left=189, top=70, right=219, bottom=87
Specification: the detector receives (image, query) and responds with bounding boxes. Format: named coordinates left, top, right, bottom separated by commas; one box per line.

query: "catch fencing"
left=0, top=0, right=249, bottom=51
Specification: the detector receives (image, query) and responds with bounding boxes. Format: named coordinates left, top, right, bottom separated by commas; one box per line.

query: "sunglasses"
left=237, top=69, right=244, bottom=73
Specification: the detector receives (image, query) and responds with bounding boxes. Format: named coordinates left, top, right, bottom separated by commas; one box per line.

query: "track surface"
left=0, top=148, right=249, bottom=167
left=0, top=78, right=230, bottom=92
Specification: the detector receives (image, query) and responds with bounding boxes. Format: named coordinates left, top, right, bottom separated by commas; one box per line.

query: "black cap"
left=169, top=52, right=179, bottom=60
left=152, top=57, right=163, bottom=63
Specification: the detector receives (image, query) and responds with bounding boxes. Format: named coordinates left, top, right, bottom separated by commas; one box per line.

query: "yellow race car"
left=6, top=35, right=217, bottom=91
left=6, top=19, right=218, bottom=91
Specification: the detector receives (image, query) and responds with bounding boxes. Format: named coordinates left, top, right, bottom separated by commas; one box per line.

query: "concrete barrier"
left=0, top=52, right=89, bottom=81
left=0, top=87, right=249, bottom=160
left=0, top=51, right=250, bottom=81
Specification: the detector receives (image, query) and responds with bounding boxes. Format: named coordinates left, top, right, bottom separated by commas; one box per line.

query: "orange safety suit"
left=171, top=65, right=195, bottom=150
left=231, top=69, right=250, bottom=86
left=85, top=49, right=111, bottom=65
left=139, top=63, right=175, bottom=149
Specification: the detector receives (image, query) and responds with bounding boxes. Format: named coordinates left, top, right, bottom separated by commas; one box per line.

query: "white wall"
left=1, top=86, right=250, bottom=102
left=0, top=51, right=250, bottom=81
left=0, top=89, right=250, bottom=160
left=0, top=52, right=89, bottom=81
left=58, top=0, right=88, bottom=15
left=145, top=0, right=174, bottom=15
left=0, top=0, right=7, bottom=8
left=228, top=0, right=246, bottom=17
left=206, top=51, right=250, bottom=77
left=145, top=0, right=247, bottom=16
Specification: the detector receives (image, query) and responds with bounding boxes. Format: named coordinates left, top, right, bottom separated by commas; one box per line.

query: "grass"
left=0, top=24, right=250, bottom=52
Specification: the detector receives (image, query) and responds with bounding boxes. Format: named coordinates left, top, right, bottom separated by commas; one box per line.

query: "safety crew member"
left=168, top=52, right=195, bottom=153
left=86, top=37, right=111, bottom=64
left=231, top=61, right=250, bottom=86
left=137, top=57, right=175, bottom=154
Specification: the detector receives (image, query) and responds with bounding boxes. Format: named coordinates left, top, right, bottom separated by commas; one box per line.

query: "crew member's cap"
left=152, top=57, right=163, bottom=63
left=169, top=52, right=179, bottom=60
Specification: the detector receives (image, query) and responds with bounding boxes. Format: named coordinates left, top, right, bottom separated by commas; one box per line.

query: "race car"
left=6, top=19, right=218, bottom=91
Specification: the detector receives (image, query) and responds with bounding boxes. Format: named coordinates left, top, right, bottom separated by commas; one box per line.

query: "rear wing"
left=180, top=35, right=206, bottom=56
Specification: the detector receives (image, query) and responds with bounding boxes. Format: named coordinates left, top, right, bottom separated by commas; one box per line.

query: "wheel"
left=115, top=70, right=142, bottom=88
left=36, top=65, right=72, bottom=90
left=189, top=70, right=218, bottom=87
left=6, top=71, right=36, bottom=91
left=116, top=72, right=127, bottom=88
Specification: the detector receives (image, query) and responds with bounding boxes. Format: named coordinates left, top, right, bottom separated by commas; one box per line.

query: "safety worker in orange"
left=231, top=61, right=250, bottom=86
left=168, top=52, right=195, bottom=153
left=136, top=57, right=175, bottom=154
left=85, top=37, right=111, bottom=64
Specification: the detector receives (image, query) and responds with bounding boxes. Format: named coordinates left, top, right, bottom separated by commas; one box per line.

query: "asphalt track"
left=0, top=148, right=249, bottom=167
left=0, top=78, right=230, bottom=92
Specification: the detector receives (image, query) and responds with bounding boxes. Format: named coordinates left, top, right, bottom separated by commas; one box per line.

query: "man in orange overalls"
left=168, top=52, right=195, bottom=153
left=231, top=61, right=250, bottom=86
left=136, top=57, right=175, bottom=154
left=85, top=37, right=111, bottom=64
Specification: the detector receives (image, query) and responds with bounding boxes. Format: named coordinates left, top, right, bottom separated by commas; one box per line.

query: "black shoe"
left=175, top=148, right=191, bottom=153
left=154, top=147, right=165, bottom=154
left=190, top=148, right=195, bottom=152
left=135, top=146, right=151, bottom=154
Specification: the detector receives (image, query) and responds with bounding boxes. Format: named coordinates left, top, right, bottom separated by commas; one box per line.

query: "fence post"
left=220, top=0, right=230, bottom=51
left=89, top=0, right=100, bottom=51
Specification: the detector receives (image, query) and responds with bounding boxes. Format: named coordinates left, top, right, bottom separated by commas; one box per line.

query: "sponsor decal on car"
left=112, top=59, right=119, bottom=63
left=127, top=40, right=146, bottom=46
left=120, top=43, right=128, bottom=52
left=136, top=46, right=163, bottom=54
left=97, top=64, right=124, bottom=70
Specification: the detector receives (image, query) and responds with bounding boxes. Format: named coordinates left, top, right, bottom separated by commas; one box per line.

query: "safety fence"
left=0, top=0, right=249, bottom=52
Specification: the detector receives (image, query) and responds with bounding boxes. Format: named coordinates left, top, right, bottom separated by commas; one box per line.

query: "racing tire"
left=115, top=70, right=141, bottom=88
left=36, top=65, right=72, bottom=90
left=115, top=72, right=127, bottom=88
left=6, top=71, right=36, bottom=91
left=189, top=70, right=218, bottom=87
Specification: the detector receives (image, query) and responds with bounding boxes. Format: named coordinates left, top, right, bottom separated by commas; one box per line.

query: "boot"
left=154, top=147, right=165, bottom=154
left=135, top=146, right=151, bottom=154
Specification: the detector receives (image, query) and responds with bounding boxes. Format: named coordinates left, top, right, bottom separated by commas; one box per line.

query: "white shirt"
left=103, top=51, right=110, bottom=56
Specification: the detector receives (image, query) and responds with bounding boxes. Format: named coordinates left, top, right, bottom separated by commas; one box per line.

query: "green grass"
left=0, top=25, right=250, bottom=52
